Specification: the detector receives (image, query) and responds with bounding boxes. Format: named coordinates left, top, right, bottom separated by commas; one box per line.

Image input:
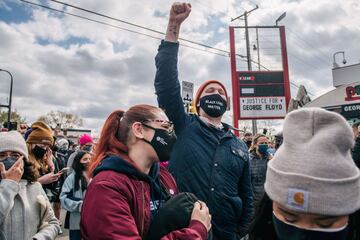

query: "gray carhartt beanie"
left=0, top=131, right=29, bottom=160
left=265, top=108, right=360, bottom=216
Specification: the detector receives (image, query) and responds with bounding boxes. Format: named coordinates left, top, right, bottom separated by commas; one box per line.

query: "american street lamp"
left=333, top=51, right=347, bottom=68
left=276, top=12, right=287, bottom=26
left=0, top=69, right=14, bottom=129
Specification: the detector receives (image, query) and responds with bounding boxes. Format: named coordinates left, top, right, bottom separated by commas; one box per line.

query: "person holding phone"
left=0, top=131, right=60, bottom=239
left=26, top=121, right=59, bottom=185
left=26, top=121, right=66, bottom=228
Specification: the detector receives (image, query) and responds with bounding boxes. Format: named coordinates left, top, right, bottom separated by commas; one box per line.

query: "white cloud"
left=0, top=0, right=359, bottom=133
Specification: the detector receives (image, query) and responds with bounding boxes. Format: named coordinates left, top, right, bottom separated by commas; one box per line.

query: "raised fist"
left=169, top=2, right=191, bottom=24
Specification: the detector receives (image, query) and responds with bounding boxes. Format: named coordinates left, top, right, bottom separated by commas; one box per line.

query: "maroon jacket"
left=80, top=156, right=207, bottom=240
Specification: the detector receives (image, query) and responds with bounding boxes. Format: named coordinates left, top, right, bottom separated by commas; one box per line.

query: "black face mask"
left=142, top=124, right=177, bottom=162
left=79, top=162, right=88, bottom=171
left=272, top=213, right=349, bottom=240
left=2, top=157, right=17, bottom=170
left=199, top=94, right=227, bottom=118
left=33, top=145, right=47, bottom=159
left=83, top=145, right=92, bottom=152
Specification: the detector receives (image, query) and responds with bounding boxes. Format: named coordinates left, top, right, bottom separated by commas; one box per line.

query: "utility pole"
left=0, top=69, right=13, bottom=129
left=231, top=5, right=259, bottom=135
left=256, top=28, right=260, bottom=70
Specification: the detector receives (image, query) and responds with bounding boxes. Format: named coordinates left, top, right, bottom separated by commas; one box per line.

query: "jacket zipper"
left=140, top=181, right=145, bottom=239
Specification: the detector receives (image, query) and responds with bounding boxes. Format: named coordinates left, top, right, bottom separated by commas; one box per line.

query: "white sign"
left=240, top=97, right=287, bottom=118
left=241, top=88, right=255, bottom=94
left=182, top=81, right=194, bottom=102
left=332, top=63, right=360, bottom=87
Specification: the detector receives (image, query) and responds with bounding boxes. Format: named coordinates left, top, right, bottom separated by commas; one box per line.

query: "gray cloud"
left=1, top=0, right=359, bottom=132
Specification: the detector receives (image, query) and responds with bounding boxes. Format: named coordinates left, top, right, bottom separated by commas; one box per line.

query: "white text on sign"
left=240, top=97, right=287, bottom=118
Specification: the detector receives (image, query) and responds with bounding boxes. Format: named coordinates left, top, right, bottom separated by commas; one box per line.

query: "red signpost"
left=229, top=26, right=291, bottom=132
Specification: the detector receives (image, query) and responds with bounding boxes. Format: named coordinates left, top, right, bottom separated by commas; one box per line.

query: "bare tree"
left=0, top=109, right=26, bottom=124
left=257, top=120, right=277, bottom=138
left=38, top=110, right=83, bottom=129
left=238, top=120, right=253, bottom=137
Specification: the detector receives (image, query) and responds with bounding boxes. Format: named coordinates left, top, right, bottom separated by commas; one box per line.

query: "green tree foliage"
left=0, top=109, right=26, bottom=124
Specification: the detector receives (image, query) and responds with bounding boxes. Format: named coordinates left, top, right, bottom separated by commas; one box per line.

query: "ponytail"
left=88, top=105, right=161, bottom=176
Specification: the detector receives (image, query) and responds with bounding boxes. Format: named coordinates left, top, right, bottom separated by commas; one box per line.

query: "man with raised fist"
left=154, top=3, right=254, bottom=239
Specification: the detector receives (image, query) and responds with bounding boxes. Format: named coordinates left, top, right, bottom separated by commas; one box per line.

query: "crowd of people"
left=1, top=2, right=360, bottom=240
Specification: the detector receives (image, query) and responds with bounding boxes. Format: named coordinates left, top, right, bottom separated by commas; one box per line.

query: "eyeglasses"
left=0, top=152, right=22, bottom=161
left=143, top=119, right=174, bottom=133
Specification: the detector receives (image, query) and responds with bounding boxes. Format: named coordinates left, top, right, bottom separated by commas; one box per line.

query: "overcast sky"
left=0, top=0, right=359, bottom=134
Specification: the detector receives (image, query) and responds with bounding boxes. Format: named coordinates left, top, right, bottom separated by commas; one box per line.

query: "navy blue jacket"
left=154, top=40, right=254, bottom=239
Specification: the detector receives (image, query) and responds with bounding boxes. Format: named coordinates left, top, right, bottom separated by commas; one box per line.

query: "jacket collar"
left=93, top=155, right=160, bottom=183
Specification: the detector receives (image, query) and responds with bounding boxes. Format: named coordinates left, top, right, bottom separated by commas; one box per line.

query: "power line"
left=47, top=0, right=238, bottom=57
left=47, top=0, right=281, bottom=69
left=21, top=0, right=275, bottom=68
left=290, top=82, right=315, bottom=97
left=207, top=0, right=318, bottom=96
left=20, top=0, right=311, bottom=95
left=191, top=0, right=229, bottom=16
left=250, top=32, right=326, bottom=74
left=49, top=0, right=165, bottom=34
left=288, top=53, right=325, bottom=73
left=19, top=0, right=247, bottom=61
left=286, top=28, right=330, bottom=66
left=249, top=0, right=331, bottom=67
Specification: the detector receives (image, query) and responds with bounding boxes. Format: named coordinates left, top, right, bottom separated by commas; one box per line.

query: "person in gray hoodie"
left=0, top=131, right=60, bottom=240
left=60, top=151, right=91, bottom=240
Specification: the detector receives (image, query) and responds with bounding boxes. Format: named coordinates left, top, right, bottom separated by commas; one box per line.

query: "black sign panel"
left=240, top=85, right=285, bottom=97
left=341, top=103, right=360, bottom=118
left=238, top=71, right=284, bottom=84
left=236, top=70, right=290, bottom=119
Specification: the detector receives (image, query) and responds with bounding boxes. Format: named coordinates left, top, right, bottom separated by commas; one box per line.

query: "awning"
left=305, top=81, right=360, bottom=119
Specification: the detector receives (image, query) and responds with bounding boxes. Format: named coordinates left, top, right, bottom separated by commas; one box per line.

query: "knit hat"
left=0, top=131, right=29, bottom=160
left=265, top=107, right=360, bottom=216
left=194, top=80, right=228, bottom=114
left=56, top=138, right=69, bottom=150
left=26, top=121, right=54, bottom=145
left=79, top=134, right=93, bottom=146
